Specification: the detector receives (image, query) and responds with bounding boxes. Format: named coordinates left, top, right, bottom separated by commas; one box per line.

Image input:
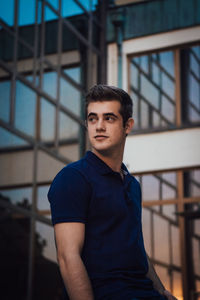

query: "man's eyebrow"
left=104, top=113, right=118, bottom=118
left=87, top=112, right=118, bottom=118
left=87, top=112, right=97, bottom=118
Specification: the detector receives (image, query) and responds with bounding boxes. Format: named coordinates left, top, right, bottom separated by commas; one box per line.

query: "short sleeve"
left=47, top=166, right=91, bottom=225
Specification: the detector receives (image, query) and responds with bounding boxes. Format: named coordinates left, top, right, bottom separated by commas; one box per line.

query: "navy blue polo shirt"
left=48, top=151, right=162, bottom=300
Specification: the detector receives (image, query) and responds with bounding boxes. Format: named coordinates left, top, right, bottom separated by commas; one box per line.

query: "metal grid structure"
left=0, top=1, right=107, bottom=299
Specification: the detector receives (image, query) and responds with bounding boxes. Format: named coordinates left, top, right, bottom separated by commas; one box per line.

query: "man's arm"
left=146, top=255, right=178, bottom=300
left=54, top=222, right=94, bottom=300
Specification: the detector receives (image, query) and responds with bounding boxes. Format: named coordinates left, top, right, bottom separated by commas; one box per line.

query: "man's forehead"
left=87, top=100, right=121, bottom=114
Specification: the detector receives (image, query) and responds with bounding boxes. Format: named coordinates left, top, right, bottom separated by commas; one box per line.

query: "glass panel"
left=18, top=0, right=35, bottom=26
left=188, top=170, right=200, bottom=197
left=41, top=97, right=55, bottom=142
left=62, top=0, right=85, bottom=17
left=0, top=30, right=14, bottom=63
left=172, top=271, right=183, bottom=300
left=193, top=238, right=200, bottom=276
left=37, top=185, right=50, bottom=212
left=0, top=187, right=32, bottom=207
left=160, top=51, right=174, bottom=77
left=154, top=213, right=170, bottom=263
left=162, top=183, right=176, bottom=199
left=0, top=76, right=11, bottom=122
left=0, top=201, right=30, bottom=299
left=130, top=63, right=138, bottom=88
left=141, top=75, right=159, bottom=109
left=171, top=225, right=181, bottom=266
left=44, top=6, right=58, bottom=57
left=46, top=0, right=59, bottom=10
left=154, top=265, right=170, bottom=291
left=17, top=42, right=34, bottom=79
left=0, top=0, right=15, bottom=26
left=142, top=207, right=152, bottom=256
left=15, top=80, right=36, bottom=137
left=140, top=100, right=148, bottom=128
left=59, top=112, right=79, bottom=141
left=35, top=221, right=56, bottom=262
left=33, top=221, right=64, bottom=298
left=131, top=91, right=139, bottom=129
left=161, top=95, right=175, bottom=123
left=43, top=70, right=57, bottom=99
left=64, top=66, right=81, bottom=84
left=142, top=175, right=160, bottom=201
left=0, top=127, right=28, bottom=148
left=60, top=76, right=81, bottom=116
left=162, top=204, right=177, bottom=222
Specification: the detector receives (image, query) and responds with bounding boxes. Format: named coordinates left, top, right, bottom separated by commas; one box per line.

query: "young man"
left=48, top=85, right=177, bottom=300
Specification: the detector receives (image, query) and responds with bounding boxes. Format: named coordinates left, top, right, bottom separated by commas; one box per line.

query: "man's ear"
left=125, top=118, right=134, bottom=135
left=85, top=120, right=88, bottom=129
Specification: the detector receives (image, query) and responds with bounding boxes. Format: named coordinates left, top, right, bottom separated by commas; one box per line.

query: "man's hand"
left=163, top=289, right=178, bottom=300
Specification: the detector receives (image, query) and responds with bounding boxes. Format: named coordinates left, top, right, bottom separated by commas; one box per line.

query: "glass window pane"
left=0, top=202, right=30, bottom=299
left=41, top=98, right=55, bottom=142
left=0, top=78, right=10, bottom=122
left=130, top=63, right=138, bottom=88
left=0, top=31, right=14, bottom=63
left=154, top=214, right=170, bottom=263
left=171, top=225, right=181, bottom=266
left=160, top=51, right=174, bottom=77
left=141, top=75, right=159, bottom=109
left=0, top=127, right=28, bottom=148
left=18, top=0, right=35, bottom=26
left=162, top=183, right=176, bottom=200
left=142, top=208, right=152, bottom=256
left=131, top=91, right=139, bottom=128
left=46, top=0, right=59, bottom=10
left=172, top=271, right=183, bottom=299
left=189, top=74, right=200, bottom=109
left=15, top=81, right=36, bottom=136
left=0, top=0, right=15, bottom=26
left=35, top=221, right=57, bottom=262
left=142, top=175, right=160, bottom=201
left=0, top=187, right=32, bottom=207
left=59, top=112, right=79, bottom=140
left=43, top=71, right=57, bottom=99
left=37, top=185, right=50, bottom=211
left=193, top=238, right=200, bottom=276
left=33, top=221, right=63, bottom=298
left=60, top=77, right=81, bottom=116
left=154, top=265, right=170, bottom=291
left=141, top=100, right=148, bottom=128
left=64, top=66, right=81, bottom=84
left=62, top=0, right=85, bottom=17
left=162, top=204, right=177, bottom=222
left=162, top=73, right=175, bottom=100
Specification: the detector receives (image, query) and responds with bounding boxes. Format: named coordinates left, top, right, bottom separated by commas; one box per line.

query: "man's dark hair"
left=85, top=84, right=133, bottom=127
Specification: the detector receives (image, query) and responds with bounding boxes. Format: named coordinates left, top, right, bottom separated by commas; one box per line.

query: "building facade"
left=0, top=0, right=200, bottom=299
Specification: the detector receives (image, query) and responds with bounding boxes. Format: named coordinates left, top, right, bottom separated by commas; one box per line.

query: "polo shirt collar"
left=85, top=151, right=131, bottom=179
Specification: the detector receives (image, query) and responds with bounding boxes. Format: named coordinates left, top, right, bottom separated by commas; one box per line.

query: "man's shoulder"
left=54, top=155, right=92, bottom=184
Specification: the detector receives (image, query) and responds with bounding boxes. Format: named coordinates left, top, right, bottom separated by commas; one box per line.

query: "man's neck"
left=92, top=148, right=124, bottom=173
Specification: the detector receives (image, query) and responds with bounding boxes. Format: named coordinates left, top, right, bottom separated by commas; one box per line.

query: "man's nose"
left=96, top=118, right=105, bottom=131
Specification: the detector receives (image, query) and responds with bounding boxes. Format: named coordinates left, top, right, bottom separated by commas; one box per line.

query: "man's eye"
left=88, top=117, right=96, bottom=122
left=106, top=116, right=115, bottom=121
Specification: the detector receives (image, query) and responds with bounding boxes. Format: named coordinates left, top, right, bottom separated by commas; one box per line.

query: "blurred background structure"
left=0, top=0, right=200, bottom=299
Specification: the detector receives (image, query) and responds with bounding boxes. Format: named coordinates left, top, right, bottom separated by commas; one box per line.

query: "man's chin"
left=92, top=145, right=114, bottom=156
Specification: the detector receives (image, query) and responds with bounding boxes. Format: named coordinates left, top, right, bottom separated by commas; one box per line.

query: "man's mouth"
left=94, top=135, right=108, bottom=140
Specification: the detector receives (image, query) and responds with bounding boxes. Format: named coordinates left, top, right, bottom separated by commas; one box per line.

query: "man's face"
left=86, top=100, right=133, bottom=155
